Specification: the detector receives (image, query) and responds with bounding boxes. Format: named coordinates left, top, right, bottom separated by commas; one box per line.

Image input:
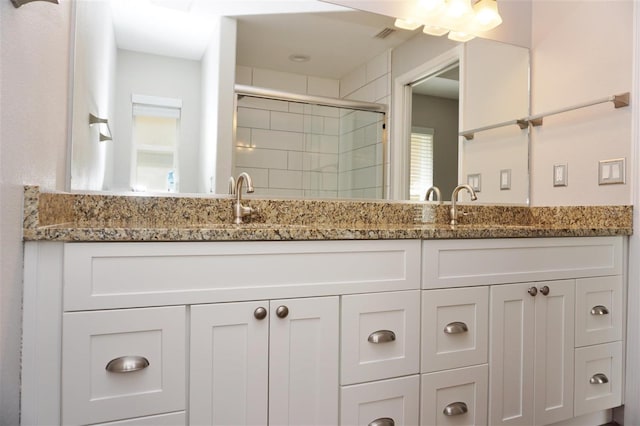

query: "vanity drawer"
left=341, top=290, right=420, bottom=385
left=340, top=375, right=420, bottom=426
left=95, top=412, right=186, bottom=425
left=63, top=240, right=420, bottom=310
left=421, top=364, right=488, bottom=426
left=62, top=306, right=186, bottom=425
left=575, top=276, right=623, bottom=347
left=422, top=287, right=488, bottom=373
left=574, top=342, right=623, bottom=416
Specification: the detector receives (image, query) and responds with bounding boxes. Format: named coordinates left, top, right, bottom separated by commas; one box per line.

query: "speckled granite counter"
left=22, top=186, right=632, bottom=242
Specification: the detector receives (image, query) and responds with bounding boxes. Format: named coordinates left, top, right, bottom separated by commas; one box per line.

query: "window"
left=131, top=95, right=181, bottom=192
left=409, top=127, right=434, bottom=201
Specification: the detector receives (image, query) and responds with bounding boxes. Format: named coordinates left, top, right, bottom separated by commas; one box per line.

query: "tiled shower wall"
left=235, top=51, right=390, bottom=198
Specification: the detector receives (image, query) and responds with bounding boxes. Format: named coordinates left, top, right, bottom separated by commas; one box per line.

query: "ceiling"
left=109, top=0, right=417, bottom=80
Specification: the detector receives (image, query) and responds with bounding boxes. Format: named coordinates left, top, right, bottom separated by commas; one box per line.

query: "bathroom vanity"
left=20, top=188, right=631, bottom=426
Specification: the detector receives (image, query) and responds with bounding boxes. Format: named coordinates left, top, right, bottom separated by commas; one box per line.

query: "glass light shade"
left=441, top=0, right=474, bottom=32
left=423, top=25, right=449, bottom=36
left=448, top=30, right=476, bottom=42
left=394, top=18, right=422, bottom=30
left=418, top=0, right=445, bottom=14
left=473, top=0, right=503, bottom=31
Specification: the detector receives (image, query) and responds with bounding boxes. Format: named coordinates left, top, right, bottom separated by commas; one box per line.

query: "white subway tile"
left=289, top=102, right=305, bottom=114
left=303, top=171, right=338, bottom=191
left=303, top=152, right=339, bottom=172
left=251, top=129, right=304, bottom=151
left=373, top=75, right=390, bottom=102
left=271, top=111, right=304, bottom=132
left=253, top=68, right=307, bottom=94
left=304, top=115, right=324, bottom=134
left=235, top=167, right=269, bottom=187
left=340, top=65, right=366, bottom=98
left=305, top=189, right=339, bottom=198
left=308, top=76, right=340, bottom=98
left=324, top=117, right=340, bottom=136
left=305, top=134, right=339, bottom=154
left=260, top=188, right=304, bottom=198
left=238, top=96, right=289, bottom=112
left=235, top=147, right=288, bottom=169
left=236, top=127, right=251, bottom=147
left=345, top=82, right=376, bottom=103
left=237, top=107, right=270, bottom=129
left=236, top=65, right=253, bottom=85
left=288, top=151, right=303, bottom=170
left=269, top=169, right=303, bottom=190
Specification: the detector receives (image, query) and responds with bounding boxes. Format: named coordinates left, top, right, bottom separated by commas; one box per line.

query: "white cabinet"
left=190, top=297, right=339, bottom=426
left=489, top=280, right=575, bottom=426
left=62, top=307, right=186, bottom=425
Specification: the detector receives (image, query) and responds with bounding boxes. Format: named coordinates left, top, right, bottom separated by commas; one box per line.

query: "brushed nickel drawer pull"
left=276, top=305, right=289, bottom=319
left=368, top=417, right=395, bottom=426
left=368, top=330, right=396, bottom=344
left=105, top=356, right=150, bottom=373
left=444, top=321, right=469, bottom=334
left=539, top=285, right=550, bottom=296
left=528, top=286, right=538, bottom=296
left=590, top=373, right=609, bottom=385
left=591, top=305, right=610, bottom=316
left=443, top=401, right=468, bottom=416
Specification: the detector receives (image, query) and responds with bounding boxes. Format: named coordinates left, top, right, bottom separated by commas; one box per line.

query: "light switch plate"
left=599, top=158, right=625, bottom=185
left=500, top=169, right=511, bottom=190
left=467, top=173, right=481, bottom=192
left=553, top=164, right=568, bottom=187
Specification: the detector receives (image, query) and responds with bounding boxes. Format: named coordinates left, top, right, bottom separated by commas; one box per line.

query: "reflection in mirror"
left=409, top=64, right=459, bottom=201
left=234, top=92, right=385, bottom=199
left=69, top=0, right=530, bottom=204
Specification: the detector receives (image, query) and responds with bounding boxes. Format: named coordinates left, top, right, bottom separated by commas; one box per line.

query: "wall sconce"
left=89, top=114, right=112, bottom=142
left=11, top=0, right=58, bottom=8
left=394, top=0, right=502, bottom=42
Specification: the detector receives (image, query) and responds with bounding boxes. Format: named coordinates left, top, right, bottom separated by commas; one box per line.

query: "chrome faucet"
left=424, top=186, right=442, bottom=204
left=228, top=176, right=236, bottom=195
left=233, top=172, right=255, bottom=224
left=450, top=184, right=477, bottom=226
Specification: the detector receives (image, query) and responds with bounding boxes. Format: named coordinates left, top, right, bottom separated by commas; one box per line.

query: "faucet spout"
left=449, top=184, right=477, bottom=226
left=233, top=172, right=255, bottom=224
left=425, top=186, right=442, bottom=204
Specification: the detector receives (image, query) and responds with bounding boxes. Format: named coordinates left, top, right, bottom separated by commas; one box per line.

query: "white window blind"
left=409, top=127, right=434, bottom=201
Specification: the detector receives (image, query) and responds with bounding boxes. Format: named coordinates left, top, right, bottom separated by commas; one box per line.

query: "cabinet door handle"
left=590, top=373, right=609, bottom=385
left=591, top=305, right=610, bottom=316
left=368, top=330, right=396, bottom=344
left=276, top=305, right=289, bottom=319
left=444, top=321, right=469, bottom=334
left=539, top=285, right=550, bottom=296
left=368, top=417, right=395, bottom=426
left=443, top=401, right=468, bottom=416
left=105, top=356, right=150, bottom=373
left=528, top=286, right=538, bottom=296
left=254, top=307, right=267, bottom=320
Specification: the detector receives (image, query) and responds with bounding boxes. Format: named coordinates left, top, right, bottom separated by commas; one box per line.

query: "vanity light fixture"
left=394, top=0, right=502, bottom=42
left=11, top=0, right=58, bottom=7
left=89, top=113, right=112, bottom=142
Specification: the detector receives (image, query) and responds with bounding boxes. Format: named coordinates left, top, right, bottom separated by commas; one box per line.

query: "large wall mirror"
left=69, top=0, right=530, bottom=205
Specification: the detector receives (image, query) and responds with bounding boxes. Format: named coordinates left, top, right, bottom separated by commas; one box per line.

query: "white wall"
left=0, top=1, right=71, bottom=424
left=114, top=49, right=201, bottom=193
left=530, top=0, right=633, bottom=206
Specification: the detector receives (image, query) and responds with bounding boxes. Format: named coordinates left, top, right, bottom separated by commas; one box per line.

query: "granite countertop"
left=22, top=186, right=633, bottom=242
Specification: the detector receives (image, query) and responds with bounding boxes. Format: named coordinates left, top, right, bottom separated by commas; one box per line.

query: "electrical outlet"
left=467, top=173, right=481, bottom=192
left=599, top=158, right=625, bottom=185
left=500, top=169, right=511, bottom=190
left=553, top=164, right=568, bottom=187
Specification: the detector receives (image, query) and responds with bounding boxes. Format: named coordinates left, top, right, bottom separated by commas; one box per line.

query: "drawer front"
left=340, top=375, right=420, bottom=426
left=341, top=291, right=420, bottom=385
left=421, top=364, right=488, bottom=426
left=422, top=287, right=488, bottom=373
left=62, top=307, right=186, bottom=425
left=574, top=342, right=623, bottom=416
left=95, top=411, right=186, bottom=425
left=64, top=240, right=420, bottom=310
left=575, top=276, right=623, bottom=347
left=423, top=237, right=622, bottom=289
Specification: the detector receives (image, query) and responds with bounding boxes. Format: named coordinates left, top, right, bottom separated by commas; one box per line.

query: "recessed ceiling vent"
left=374, top=27, right=396, bottom=39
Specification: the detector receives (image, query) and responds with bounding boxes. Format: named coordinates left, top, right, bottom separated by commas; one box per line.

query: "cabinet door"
left=190, top=301, right=269, bottom=426
left=269, top=296, right=339, bottom=426
left=534, top=280, right=574, bottom=425
left=489, top=283, right=535, bottom=426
